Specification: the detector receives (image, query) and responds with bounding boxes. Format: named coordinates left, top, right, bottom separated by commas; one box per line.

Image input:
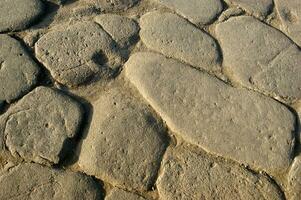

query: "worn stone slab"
left=216, top=16, right=301, bottom=101
left=35, top=21, right=122, bottom=86
left=78, top=86, right=167, bottom=191
left=140, top=11, right=220, bottom=71
left=95, top=14, right=139, bottom=48
left=287, top=155, right=301, bottom=200
left=106, top=188, right=146, bottom=200
left=225, top=0, right=273, bottom=18
left=0, top=35, right=39, bottom=103
left=84, top=0, right=139, bottom=11
left=0, top=0, right=44, bottom=32
left=275, top=0, right=301, bottom=47
left=155, top=0, right=223, bottom=25
left=124, top=52, right=295, bottom=176
left=157, top=146, right=283, bottom=200
left=0, top=86, right=83, bottom=165
left=0, top=163, right=102, bottom=200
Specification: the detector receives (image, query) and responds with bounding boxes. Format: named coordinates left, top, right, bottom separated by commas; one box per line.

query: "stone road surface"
left=0, top=0, right=300, bottom=199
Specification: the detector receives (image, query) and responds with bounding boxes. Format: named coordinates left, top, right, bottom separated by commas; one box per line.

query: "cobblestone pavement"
left=0, top=0, right=301, bottom=199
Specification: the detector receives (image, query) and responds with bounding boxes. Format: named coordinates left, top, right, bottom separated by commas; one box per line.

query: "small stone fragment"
left=84, top=0, right=139, bottom=11
left=225, top=0, right=273, bottom=18
left=216, top=16, right=301, bottom=101
left=106, top=188, right=146, bottom=200
left=218, top=7, right=244, bottom=22
left=287, top=155, right=301, bottom=200
left=0, top=163, right=102, bottom=200
left=0, top=34, right=39, bottom=103
left=124, top=52, right=295, bottom=176
left=275, top=0, right=301, bottom=47
left=95, top=14, right=139, bottom=48
left=0, top=86, right=83, bottom=165
left=157, top=146, right=283, bottom=200
left=0, top=0, right=44, bottom=32
left=35, top=21, right=122, bottom=86
left=78, top=86, right=167, bottom=191
left=140, top=11, right=220, bottom=71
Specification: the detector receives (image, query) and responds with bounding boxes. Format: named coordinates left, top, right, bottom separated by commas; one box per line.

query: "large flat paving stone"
left=139, top=11, right=221, bottom=72
left=275, top=0, right=301, bottom=47
left=154, top=0, right=223, bottom=25
left=95, top=14, right=139, bottom=48
left=84, top=0, right=139, bottom=11
left=0, top=86, right=83, bottom=165
left=287, top=155, right=301, bottom=200
left=0, top=34, right=39, bottom=103
left=157, top=146, right=283, bottom=200
left=78, top=86, right=167, bottom=191
left=0, top=0, right=44, bottom=32
left=35, top=21, right=122, bottom=87
left=106, top=188, right=146, bottom=200
left=124, top=52, right=296, bottom=176
left=216, top=16, right=301, bottom=101
left=0, top=163, right=102, bottom=200
left=225, top=0, right=273, bottom=18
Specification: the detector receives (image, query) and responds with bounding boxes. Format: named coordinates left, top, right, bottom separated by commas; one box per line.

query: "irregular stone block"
left=124, top=52, right=295, bottom=176
left=287, top=155, right=301, bottom=200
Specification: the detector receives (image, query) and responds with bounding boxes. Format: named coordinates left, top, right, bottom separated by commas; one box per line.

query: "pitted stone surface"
left=275, top=0, right=301, bottom=47
left=0, top=35, right=39, bottom=103
left=0, top=0, right=44, bottom=32
left=95, top=14, right=139, bottom=48
left=216, top=16, right=301, bottom=101
left=225, top=0, right=273, bottom=18
left=125, top=52, right=295, bottom=175
left=140, top=11, right=221, bottom=71
left=287, top=155, right=301, bottom=200
left=157, top=146, right=283, bottom=200
left=78, top=86, right=167, bottom=191
left=106, top=188, right=146, bottom=200
left=0, top=163, right=102, bottom=200
left=155, top=0, right=223, bottom=25
left=84, top=0, right=139, bottom=11
left=0, top=86, right=83, bottom=165
left=35, top=21, right=122, bottom=86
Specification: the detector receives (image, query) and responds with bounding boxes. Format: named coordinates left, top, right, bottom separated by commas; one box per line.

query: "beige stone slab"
left=124, top=52, right=295, bottom=176
left=287, top=155, right=301, bottom=200
left=139, top=11, right=221, bottom=71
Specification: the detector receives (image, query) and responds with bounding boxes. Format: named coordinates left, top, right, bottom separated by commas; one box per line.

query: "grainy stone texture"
left=275, top=0, right=301, bottom=47
left=95, top=14, right=139, bottom=48
left=0, top=35, right=39, bottom=103
left=106, top=188, right=146, bottom=200
left=140, top=11, right=221, bottom=71
left=287, top=155, right=301, bottom=200
left=0, top=86, right=83, bottom=165
left=0, top=0, right=44, bottom=32
left=125, top=52, right=295, bottom=176
left=216, top=16, right=301, bottom=101
left=225, top=0, right=273, bottom=18
left=155, top=0, right=223, bottom=25
left=84, top=0, right=139, bottom=11
left=157, top=146, right=283, bottom=200
left=0, top=163, right=102, bottom=200
left=78, top=86, right=167, bottom=191
left=35, top=21, right=122, bottom=86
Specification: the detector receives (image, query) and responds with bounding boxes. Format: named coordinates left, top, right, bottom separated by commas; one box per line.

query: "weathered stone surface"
left=155, top=0, right=223, bottom=25
left=95, top=14, right=139, bottom=48
left=78, top=86, right=167, bottom=190
left=0, top=163, right=102, bottom=200
left=0, top=34, right=39, bottom=103
left=124, top=52, right=295, bottom=175
left=0, top=86, right=83, bottom=165
left=225, top=0, right=273, bottom=18
left=84, top=0, right=139, bottom=11
left=35, top=21, right=122, bottom=86
left=216, top=16, right=301, bottom=101
left=0, top=0, right=44, bottom=32
left=157, top=146, right=283, bottom=200
left=106, top=188, right=146, bottom=200
left=275, top=0, right=301, bottom=47
left=287, top=155, right=301, bottom=200
left=140, top=11, right=220, bottom=71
